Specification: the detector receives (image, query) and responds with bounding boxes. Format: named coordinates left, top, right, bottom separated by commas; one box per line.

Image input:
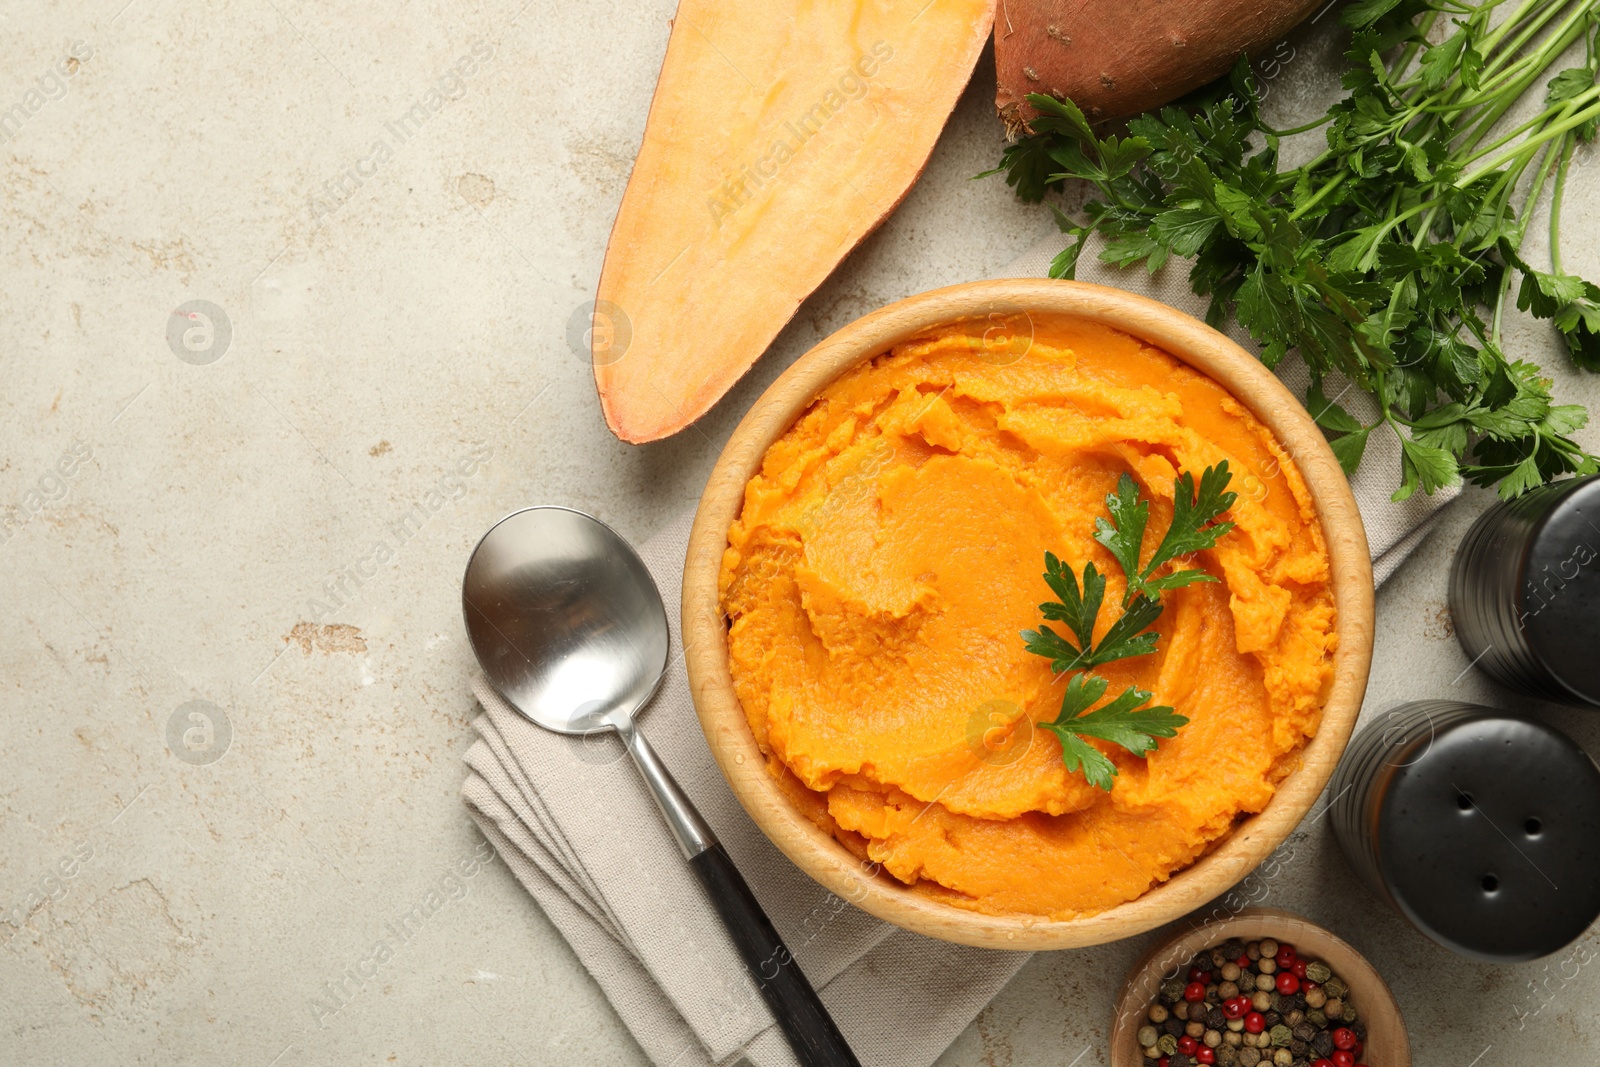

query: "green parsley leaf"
left=1022, top=467, right=1230, bottom=788
left=1039, top=674, right=1188, bottom=791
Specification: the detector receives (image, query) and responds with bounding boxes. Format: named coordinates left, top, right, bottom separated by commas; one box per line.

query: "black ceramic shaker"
left=1449, top=474, right=1600, bottom=706
left=1330, top=700, right=1600, bottom=961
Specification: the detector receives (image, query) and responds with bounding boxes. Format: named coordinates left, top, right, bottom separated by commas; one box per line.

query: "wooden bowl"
left=682, top=279, right=1374, bottom=949
left=1110, top=907, right=1410, bottom=1066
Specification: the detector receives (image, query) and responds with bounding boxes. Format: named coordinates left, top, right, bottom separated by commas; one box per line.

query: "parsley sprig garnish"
left=988, top=0, right=1600, bottom=501
left=1021, top=464, right=1236, bottom=790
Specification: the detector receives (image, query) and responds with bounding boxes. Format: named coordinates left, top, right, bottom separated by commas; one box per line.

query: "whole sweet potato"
left=994, top=0, right=1326, bottom=131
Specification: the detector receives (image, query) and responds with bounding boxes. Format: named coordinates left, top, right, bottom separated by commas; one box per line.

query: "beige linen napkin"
left=461, top=237, right=1459, bottom=1067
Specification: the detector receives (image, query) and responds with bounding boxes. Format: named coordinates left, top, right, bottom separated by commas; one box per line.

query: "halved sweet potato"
left=593, top=0, right=995, bottom=443
left=994, top=0, right=1324, bottom=130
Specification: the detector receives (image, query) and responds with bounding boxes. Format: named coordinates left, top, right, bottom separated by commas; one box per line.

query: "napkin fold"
left=461, top=233, right=1459, bottom=1067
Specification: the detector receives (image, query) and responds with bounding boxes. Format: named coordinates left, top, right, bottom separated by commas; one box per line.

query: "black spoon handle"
left=688, top=842, right=862, bottom=1067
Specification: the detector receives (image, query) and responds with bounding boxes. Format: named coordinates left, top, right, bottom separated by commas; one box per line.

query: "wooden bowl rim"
left=682, top=279, right=1375, bottom=950
left=1109, top=906, right=1411, bottom=1067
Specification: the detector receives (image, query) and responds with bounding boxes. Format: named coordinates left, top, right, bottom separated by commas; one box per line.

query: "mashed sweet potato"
left=717, top=316, right=1336, bottom=919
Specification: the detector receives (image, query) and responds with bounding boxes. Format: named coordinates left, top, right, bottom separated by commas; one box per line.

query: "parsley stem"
left=1459, top=95, right=1600, bottom=186
left=1551, top=134, right=1573, bottom=274
left=1286, top=171, right=1346, bottom=221
left=1478, top=0, right=1574, bottom=77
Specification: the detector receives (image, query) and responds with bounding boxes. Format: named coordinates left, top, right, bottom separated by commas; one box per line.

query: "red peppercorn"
left=1184, top=981, right=1206, bottom=1002
left=1313, top=1061, right=1334, bottom=1067
left=1244, top=1012, right=1266, bottom=1034
left=1332, top=1053, right=1354, bottom=1067
left=1304, top=980, right=1320, bottom=992
left=1274, top=944, right=1297, bottom=968
left=1178, top=1036, right=1199, bottom=1056
left=1332, top=1028, right=1357, bottom=1050
left=1158, top=1059, right=1170, bottom=1067
left=1292, top=958, right=1308, bottom=979
left=1222, top=997, right=1247, bottom=1020
left=1189, top=966, right=1208, bottom=981
left=1352, top=1040, right=1364, bottom=1059
left=1236, top=955, right=1250, bottom=968
left=1275, top=972, right=1301, bottom=995
left=1196, top=1049, right=1216, bottom=1065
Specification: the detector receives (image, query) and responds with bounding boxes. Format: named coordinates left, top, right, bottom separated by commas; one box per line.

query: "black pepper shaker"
left=1330, top=700, right=1600, bottom=961
left=1449, top=474, right=1600, bottom=706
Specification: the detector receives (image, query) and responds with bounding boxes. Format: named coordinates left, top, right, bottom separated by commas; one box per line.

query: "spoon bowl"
left=462, top=506, right=669, bottom=735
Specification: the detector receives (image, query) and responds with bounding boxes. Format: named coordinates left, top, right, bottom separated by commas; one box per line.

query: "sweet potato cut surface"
left=994, top=0, right=1323, bottom=128
left=594, top=0, right=994, bottom=443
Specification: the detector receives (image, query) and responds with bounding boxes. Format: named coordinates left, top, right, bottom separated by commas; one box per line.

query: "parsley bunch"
left=1022, top=465, right=1236, bottom=789
left=991, top=0, right=1600, bottom=500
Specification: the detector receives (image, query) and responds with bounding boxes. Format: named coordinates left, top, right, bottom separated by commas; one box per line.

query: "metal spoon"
left=462, top=506, right=860, bottom=1067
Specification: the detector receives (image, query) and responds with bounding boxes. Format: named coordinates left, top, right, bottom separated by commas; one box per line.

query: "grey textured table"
left=2, top=3, right=1598, bottom=1065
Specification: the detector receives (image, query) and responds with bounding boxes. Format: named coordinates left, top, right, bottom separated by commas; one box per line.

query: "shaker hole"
left=1525, top=817, right=1543, bottom=836
left=1482, top=874, right=1500, bottom=893
left=1457, top=792, right=1474, bottom=811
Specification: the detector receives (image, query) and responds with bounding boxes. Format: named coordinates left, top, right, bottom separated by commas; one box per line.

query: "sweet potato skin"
left=594, top=0, right=996, bottom=444
left=994, top=0, right=1325, bottom=129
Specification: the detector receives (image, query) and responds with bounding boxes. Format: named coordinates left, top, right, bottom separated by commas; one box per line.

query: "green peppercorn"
left=1306, top=1009, right=1326, bottom=1029
left=1342, top=1004, right=1358, bottom=1023
left=1163, top=978, right=1188, bottom=1002
left=1269, top=1024, right=1292, bottom=1048
left=1304, top=962, right=1332, bottom=984
left=1323, top=977, right=1349, bottom=999
left=1158, top=1033, right=1179, bottom=1055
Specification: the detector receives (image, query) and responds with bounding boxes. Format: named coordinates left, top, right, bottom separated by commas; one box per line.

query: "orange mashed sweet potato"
left=717, top=316, right=1336, bottom=920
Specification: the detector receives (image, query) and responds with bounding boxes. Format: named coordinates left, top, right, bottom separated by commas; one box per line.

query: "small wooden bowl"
left=682, top=280, right=1374, bottom=949
left=1110, top=907, right=1410, bottom=1067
